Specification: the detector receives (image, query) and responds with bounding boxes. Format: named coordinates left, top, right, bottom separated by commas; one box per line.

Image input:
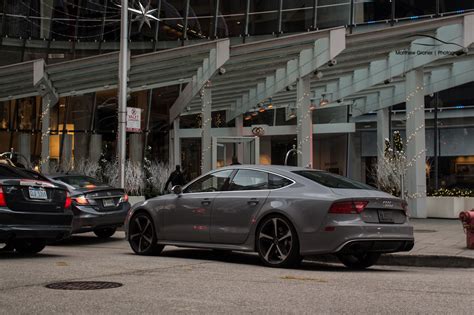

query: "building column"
left=201, top=85, right=212, bottom=173
left=377, top=107, right=390, bottom=185
left=296, top=76, right=313, bottom=168
left=129, top=133, right=143, bottom=164
left=171, top=118, right=180, bottom=168
left=18, top=133, right=31, bottom=165
left=405, top=69, right=427, bottom=218
left=234, top=115, right=244, bottom=163
left=40, top=95, right=52, bottom=173
left=89, top=134, right=102, bottom=164
left=347, top=132, right=362, bottom=181
left=61, top=135, right=73, bottom=168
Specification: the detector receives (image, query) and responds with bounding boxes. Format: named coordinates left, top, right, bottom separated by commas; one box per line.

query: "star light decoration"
left=116, top=1, right=161, bottom=32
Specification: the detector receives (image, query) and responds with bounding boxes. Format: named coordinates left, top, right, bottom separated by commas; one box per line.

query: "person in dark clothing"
left=165, top=165, right=186, bottom=191
left=231, top=156, right=241, bottom=165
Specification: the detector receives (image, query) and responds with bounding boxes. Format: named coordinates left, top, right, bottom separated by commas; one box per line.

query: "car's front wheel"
left=14, top=239, right=46, bottom=254
left=93, top=227, right=117, bottom=239
left=128, top=212, right=164, bottom=256
left=256, top=215, right=302, bottom=268
left=337, top=252, right=381, bottom=269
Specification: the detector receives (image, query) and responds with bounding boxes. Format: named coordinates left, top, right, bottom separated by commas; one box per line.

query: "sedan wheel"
left=256, top=215, right=302, bottom=268
left=337, top=252, right=381, bottom=269
left=14, top=239, right=46, bottom=255
left=128, top=213, right=164, bottom=256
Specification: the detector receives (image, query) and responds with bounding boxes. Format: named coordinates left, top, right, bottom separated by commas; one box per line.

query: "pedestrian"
left=165, top=165, right=186, bottom=192
left=231, top=156, right=241, bottom=165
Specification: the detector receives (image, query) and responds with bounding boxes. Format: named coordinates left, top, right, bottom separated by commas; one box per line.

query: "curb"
left=307, top=254, right=474, bottom=268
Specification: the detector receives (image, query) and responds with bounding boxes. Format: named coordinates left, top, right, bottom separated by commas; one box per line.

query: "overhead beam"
left=169, top=39, right=230, bottom=123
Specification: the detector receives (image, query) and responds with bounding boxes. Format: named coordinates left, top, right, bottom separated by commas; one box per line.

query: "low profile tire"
left=14, top=239, right=46, bottom=255
left=93, top=227, right=117, bottom=239
left=256, top=215, right=302, bottom=268
left=0, top=241, right=15, bottom=252
left=337, top=252, right=381, bottom=270
left=128, top=212, right=164, bottom=256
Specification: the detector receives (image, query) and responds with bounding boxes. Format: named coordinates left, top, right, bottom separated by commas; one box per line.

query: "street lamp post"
left=118, top=0, right=129, bottom=188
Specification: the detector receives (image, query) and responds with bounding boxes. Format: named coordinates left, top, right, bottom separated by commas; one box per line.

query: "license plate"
left=103, top=198, right=115, bottom=207
left=28, top=187, right=48, bottom=200
left=378, top=210, right=394, bottom=223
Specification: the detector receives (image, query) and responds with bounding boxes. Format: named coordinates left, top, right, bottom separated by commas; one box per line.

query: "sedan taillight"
left=329, top=201, right=368, bottom=214
left=120, top=194, right=129, bottom=203
left=64, top=192, right=72, bottom=209
left=72, top=195, right=89, bottom=205
left=0, top=186, right=6, bottom=207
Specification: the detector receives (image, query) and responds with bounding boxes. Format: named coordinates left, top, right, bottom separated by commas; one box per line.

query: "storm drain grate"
left=45, top=281, right=123, bottom=290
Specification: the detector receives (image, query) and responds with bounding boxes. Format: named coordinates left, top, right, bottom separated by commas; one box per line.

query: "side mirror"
left=171, top=185, right=182, bottom=195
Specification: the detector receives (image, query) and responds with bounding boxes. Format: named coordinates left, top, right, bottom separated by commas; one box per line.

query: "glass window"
left=268, top=173, right=293, bottom=189
left=184, top=169, right=233, bottom=193
left=229, top=169, right=268, bottom=191
left=293, top=170, right=374, bottom=189
left=54, top=176, right=106, bottom=189
left=395, top=0, right=435, bottom=19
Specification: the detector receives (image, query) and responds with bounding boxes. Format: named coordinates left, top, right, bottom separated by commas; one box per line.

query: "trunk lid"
left=331, top=188, right=407, bottom=224
left=1, top=179, right=67, bottom=213
left=77, top=188, right=126, bottom=212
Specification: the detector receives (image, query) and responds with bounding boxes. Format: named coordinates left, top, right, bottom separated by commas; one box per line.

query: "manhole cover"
left=45, top=281, right=123, bottom=290
left=414, top=229, right=437, bottom=233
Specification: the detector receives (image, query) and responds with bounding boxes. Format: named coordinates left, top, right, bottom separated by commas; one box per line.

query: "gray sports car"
left=125, top=165, right=414, bottom=269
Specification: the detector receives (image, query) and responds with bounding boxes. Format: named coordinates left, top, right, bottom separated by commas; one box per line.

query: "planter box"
left=128, top=196, right=146, bottom=206
left=426, top=197, right=474, bottom=219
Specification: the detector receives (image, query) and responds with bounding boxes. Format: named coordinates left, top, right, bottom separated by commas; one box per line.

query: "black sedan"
left=0, top=164, right=73, bottom=254
left=49, top=175, right=130, bottom=238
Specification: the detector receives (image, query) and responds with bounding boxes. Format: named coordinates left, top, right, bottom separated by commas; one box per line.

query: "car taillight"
left=329, top=200, right=368, bottom=214
left=120, top=194, right=129, bottom=203
left=0, top=186, right=6, bottom=207
left=72, top=195, right=89, bottom=205
left=64, top=192, right=72, bottom=209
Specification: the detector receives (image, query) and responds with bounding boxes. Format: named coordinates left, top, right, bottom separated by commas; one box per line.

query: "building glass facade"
left=0, top=0, right=473, bottom=194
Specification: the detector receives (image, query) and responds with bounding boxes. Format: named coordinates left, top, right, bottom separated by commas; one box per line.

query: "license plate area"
left=102, top=198, right=116, bottom=207
left=378, top=210, right=394, bottom=223
left=28, top=187, right=48, bottom=200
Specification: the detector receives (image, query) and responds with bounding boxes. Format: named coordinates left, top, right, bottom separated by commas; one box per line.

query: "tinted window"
left=268, top=173, right=293, bottom=189
left=0, top=165, right=37, bottom=179
left=229, top=170, right=268, bottom=191
left=293, top=170, right=375, bottom=190
left=184, top=170, right=233, bottom=193
left=55, top=176, right=106, bottom=189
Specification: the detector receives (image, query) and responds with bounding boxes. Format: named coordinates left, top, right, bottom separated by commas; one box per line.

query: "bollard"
left=459, top=210, right=474, bottom=249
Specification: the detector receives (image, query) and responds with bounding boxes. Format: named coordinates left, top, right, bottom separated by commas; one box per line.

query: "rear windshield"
left=0, top=165, right=37, bottom=180
left=293, top=170, right=375, bottom=190
left=54, top=176, right=106, bottom=189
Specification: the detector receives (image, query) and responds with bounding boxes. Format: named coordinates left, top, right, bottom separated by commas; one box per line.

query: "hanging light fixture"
left=309, top=100, right=317, bottom=111
left=244, top=113, right=252, bottom=120
left=267, top=98, right=273, bottom=109
left=258, top=103, right=266, bottom=113
left=319, top=94, right=329, bottom=107
left=251, top=108, right=258, bottom=116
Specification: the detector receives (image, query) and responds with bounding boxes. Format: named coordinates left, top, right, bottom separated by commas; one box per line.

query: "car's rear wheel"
left=14, top=239, right=46, bottom=254
left=93, top=227, right=117, bottom=239
left=337, top=252, right=381, bottom=269
left=256, top=215, right=302, bottom=268
left=128, top=212, right=164, bottom=256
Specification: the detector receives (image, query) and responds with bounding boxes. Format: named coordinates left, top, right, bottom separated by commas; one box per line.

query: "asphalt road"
left=0, top=232, right=472, bottom=314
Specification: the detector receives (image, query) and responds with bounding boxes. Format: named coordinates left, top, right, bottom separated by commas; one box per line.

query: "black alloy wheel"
left=93, top=227, right=117, bottom=239
left=337, top=252, right=381, bottom=269
left=256, top=215, right=302, bottom=268
left=128, top=212, right=163, bottom=255
left=14, top=239, right=46, bottom=254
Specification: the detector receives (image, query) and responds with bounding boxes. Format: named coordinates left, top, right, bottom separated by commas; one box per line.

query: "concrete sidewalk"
left=380, top=218, right=474, bottom=268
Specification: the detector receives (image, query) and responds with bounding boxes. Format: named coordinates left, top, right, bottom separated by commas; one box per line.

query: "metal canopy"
left=268, top=14, right=474, bottom=116
left=0, top=39, right=230, bottom=102
left=173, top=13, right=473, bottom=122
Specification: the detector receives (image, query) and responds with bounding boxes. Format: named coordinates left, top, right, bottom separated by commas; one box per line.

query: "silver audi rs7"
left=125, top=165, right=414, bottom=269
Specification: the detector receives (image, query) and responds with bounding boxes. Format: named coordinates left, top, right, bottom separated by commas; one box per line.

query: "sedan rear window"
left=54, top=176, right=106, bottom=189
left=0, top=165, right=37, bottom=179
left=293, top=170, right=375, bottom=190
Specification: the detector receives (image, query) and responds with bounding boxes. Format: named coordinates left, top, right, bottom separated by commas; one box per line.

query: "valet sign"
left=126, top=107, right=141, bottom=132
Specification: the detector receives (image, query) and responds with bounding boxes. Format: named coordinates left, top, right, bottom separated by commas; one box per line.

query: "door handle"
left=201, top=199, right=211, bottom=206
left=247, top=199, right=259, bottom=206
